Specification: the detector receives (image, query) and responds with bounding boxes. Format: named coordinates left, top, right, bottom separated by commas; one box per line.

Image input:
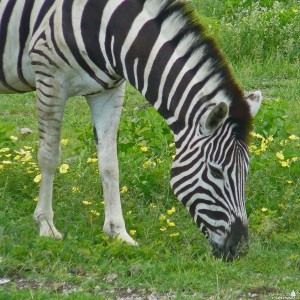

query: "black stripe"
left=0, top=0, right=23, bottom=92
left=18, top=0, right=35, bottom=89
left=81, top=0, right=115, bottom=80
left=49, top=12, right=70, bottom=66
left=32, top=0, right=55, bottom=34
left=62, top=0, right=108, bottom=88
left=106, top=0, right=145, bottom=78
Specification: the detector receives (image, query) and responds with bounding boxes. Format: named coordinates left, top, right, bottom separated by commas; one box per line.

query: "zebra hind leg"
left=86, top=83, right=137, bottom=246
left=33, top=76, right=67, bottom=240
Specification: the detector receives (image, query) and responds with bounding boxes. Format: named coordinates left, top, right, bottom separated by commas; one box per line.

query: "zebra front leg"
left=86, top=83, right=137, bottom=246
left=33, top=78, right=67, bottom=240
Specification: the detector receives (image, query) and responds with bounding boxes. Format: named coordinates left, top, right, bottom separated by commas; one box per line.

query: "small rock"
left=20, top=128, right=33, bottom=135
left=0, top=278, right=11, bottom=285
left=103, top=273, right=118, bottom=283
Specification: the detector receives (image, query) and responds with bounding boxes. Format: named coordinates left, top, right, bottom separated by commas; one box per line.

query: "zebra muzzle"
left=211, top=218, right=249, bottom=261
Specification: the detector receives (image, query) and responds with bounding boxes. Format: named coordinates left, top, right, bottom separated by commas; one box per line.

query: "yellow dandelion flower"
left=0, top=147, right=10, bottom=153
left=160, top=227, right=166, bottom=232
left=82, top=200, right=92, bottom=205
left=90, top=210, right=100, bottom=216
left=5, top=154, right=12, bottom=158
left=120, top=186, right=128, bottom=194
left=276, top=151, right=284, bottom=160
left=255, top=133, right=264, bottom=139
left=143, top=160, right=152, bottom=168
left=129, top=230, right=136, bottom=236
left=140, top=146, right=148, bottom=153
left=59, top=163, right=69, bottom=173
left=291, top=157, right=298, bottom=162
left=261, top=207, right=268, bottom=213
left=167, top=219, right=175, bottom=227
left=159, top=214, right=167, bottom=221
left=34, top=174, right=42, bottom=183
left=267, top=136, right=274, bottom=142
left=279, top=140, right=288, bottom=147
left=167, top=207, right=176, bottom=215
left=61, top=139, right=69, bottom=146
left=170, top=233, right=180, bottom=237
left=289, top=135, right=299, bottom=141
left=72, top=186, right=80, bottom=193
left=169, top=143, right=175, bottom=148
left=2, top=160, right=12, bottom=164
left=10, top=136, right=18, bottom=141
left=280, top=160, right=290, bottom=168
left=87, top=157, right=98, bottom=163
left=14, top=155, right=21, bottom=161
left=286, top=180, right=293, bottom=184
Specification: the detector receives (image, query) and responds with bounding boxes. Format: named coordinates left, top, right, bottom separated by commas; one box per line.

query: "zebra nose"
left=212, top=218, right=248, bottom=261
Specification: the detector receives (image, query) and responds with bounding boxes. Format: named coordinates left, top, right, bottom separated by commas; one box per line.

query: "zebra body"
left=0, top=0, right=262, bottom=259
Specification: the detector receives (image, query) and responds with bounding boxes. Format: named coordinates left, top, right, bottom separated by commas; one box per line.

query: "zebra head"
left=170, top=91, right=262, bottom=260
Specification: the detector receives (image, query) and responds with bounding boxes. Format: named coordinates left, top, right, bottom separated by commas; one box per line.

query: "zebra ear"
left=246, top=91, right=263, bottom=117
left=201, top=102, right=228, bottom=134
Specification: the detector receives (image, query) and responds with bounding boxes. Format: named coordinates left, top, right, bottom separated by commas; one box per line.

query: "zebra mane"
left=151, top=0, right=253, bottom=143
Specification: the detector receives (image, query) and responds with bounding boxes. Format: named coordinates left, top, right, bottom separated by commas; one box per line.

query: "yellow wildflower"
left=34, top=174, right=42, bottom=183
left=10, top=136, right=18, bottom=141
left=127, top=210, right=132, bottom=215
left=5, top=154, right=12, bottom=158
left=267, top=136, right=273, bottom=142
left=140, top=146, right=148, bottom=153
left=276, top=152, right=284, bottom=160
left=170, top=233, right=180, bottom=237
left=90, top=210, right=100, bottom=216
left=167, top=219, right=175, bottom=227
left=129, top=230, right=136, bottom=236
left=169, top=143, right=175, bottom=148
left=34, top=197, right=38, bottom=202
left=291, top=157, right=298, bottom=162
left=289, top=135, right=299, bottom=141
left=120, top=186, right=128, bottom=194
left=14, top=155, right=21, bottom=161
left=160, top=227, right=166, bottom=232
left=142, top=160, right=156, bottom=168
left=2, top=160, right=12, bottom=164
left=280, top=160, right=290, bottom=168
left=159, top=214, right=167, bottom=221
left=280, top=140, right=288, bottom=147
left=82, top=200, right=92, bottom=205
left=149, top=203, right=157, bottom=208
left=0, top=147, right=10, bottom=153
left=261, top=207, right=268, bottom=213
left=87, top=158, right=98, bottom=163
left=72, top=186, right=80, bottom=193
left=61, top=139, right=69, bottom=146
left=0, top=165, right=4, bottom=171
left=167, top=207, right=176, bottom=215
left=59, top=163, right=69, bottom=173
left=286, top=180, right=293, bottom=184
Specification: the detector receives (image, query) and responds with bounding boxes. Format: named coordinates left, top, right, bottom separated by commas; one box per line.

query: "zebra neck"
left=105, top=1, right=232, bottom=132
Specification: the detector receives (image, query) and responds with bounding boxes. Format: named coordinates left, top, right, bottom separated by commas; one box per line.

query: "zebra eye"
left=209, top=165, right=223, bottom=180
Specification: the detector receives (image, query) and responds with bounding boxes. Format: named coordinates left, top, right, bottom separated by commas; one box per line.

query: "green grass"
left=1, top=0, right=300, bottom=299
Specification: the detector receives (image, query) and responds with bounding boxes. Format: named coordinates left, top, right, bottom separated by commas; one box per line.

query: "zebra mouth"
left=210, top=219, right=249, bottom=261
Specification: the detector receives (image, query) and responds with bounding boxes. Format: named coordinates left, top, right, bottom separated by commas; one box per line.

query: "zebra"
left=0, top=0, right=262, bottom=260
